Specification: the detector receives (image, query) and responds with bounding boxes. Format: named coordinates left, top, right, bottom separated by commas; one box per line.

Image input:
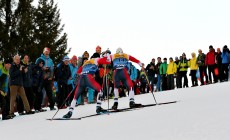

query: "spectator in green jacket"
left=160, top=58, right=168, bottom=91
left=197, top=49, right=208, bottom=85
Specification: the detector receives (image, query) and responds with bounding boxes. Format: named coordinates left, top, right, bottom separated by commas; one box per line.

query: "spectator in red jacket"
left=205, top=45, right=218, bottom=83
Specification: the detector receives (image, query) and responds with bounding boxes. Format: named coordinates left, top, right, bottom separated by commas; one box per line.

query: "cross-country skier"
left=110, top=47, right=144, bottom=110
left=63, top=52, right=111, bottom=118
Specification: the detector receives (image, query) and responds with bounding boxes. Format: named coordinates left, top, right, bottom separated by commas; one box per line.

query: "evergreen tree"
left=34, top=0, right=69, bottom=64
left=14, top=0, right=36, bottom=61
left=0, top=0, right=18, bottom=60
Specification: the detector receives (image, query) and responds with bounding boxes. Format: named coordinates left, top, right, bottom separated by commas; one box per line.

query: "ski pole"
left=50, top=85, right=76, bottom=120
left=142, top=69, right=158, bottom=104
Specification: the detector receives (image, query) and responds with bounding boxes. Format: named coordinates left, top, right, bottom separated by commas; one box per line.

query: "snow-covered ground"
left=0, top=82, right=230, bottom=140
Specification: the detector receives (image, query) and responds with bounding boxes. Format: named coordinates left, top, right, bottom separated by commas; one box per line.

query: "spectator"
left=166, top=57, right=177, bottom=90
left=189, top=52, right=198, bottom=87
left=17, top=55, right=35, bottom=114
left=221, top=45, right=229, bottom=81
left=155, top=57, right=162, bottom=92
left=145, top=58, right=156, bottom=92
left=32, top=58, right=46, bottom=112
left=36, top=47, right=56, bottom=110
left=9, top=55, right=34, bottom=117
left=56, top=56, right=71, bottom=109
left=66, top=55, right=79, bottom=106
left=174, top=56, right=180, bottom=88
left=139, top=66, right=147, bottom=93
left=197, top=49, right=208, bottom=85
left=215, top=48, right=222, bottom=82
left=160, top=58, right=168, bottom=91
left=128, top=62, right=138, bottom=95
left=0, top=58, right=12, bottom=120
left=205, top=45, right=218, bottom=83
left=178, top=53, right=189, bottom=88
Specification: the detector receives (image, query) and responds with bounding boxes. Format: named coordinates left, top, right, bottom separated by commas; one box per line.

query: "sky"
left=48, top=0, right=229, bottom=65
left=0, top=81, right=230, bottom=140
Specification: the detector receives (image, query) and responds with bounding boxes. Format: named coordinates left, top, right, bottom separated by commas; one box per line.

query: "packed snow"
left=0, top=82, right=230, bottom=140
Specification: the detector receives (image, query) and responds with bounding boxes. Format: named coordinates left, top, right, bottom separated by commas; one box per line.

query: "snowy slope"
left=0, top=82, right=230, bottom=140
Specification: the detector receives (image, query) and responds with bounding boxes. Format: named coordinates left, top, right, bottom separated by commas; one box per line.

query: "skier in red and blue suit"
left=63, top=52, right=111, bottom=118
left=110, top=47, right=144, bottom=110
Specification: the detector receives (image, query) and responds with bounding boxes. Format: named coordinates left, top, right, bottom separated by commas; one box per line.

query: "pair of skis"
left=47, top=101, right=178, bottom=121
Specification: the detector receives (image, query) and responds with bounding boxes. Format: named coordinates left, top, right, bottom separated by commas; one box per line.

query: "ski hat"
left=175, top=56, right=178, bottom=60
left=116, top=47, right=123, bottom=54
left=36, top=58, right=45, bottom=65
left=91, top=53, right=100, bottom=59
left=209, top=45, right=213, bottom=49
left=182, top=52, right=186, bottom=56
left=71, top=55, right=78, bottom=61
left=4, top=58, right=12, bottom=64
left=96, top=45, right=101, bottom=51
left=63, top=56, right=70, bottom=61
left=43, top=47, right=50, bottom=53
left=223, top=45, right=228, bottom=49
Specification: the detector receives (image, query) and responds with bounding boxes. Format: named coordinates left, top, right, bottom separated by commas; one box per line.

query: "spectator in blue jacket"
left=221, top=45, right=229, bottom=81
left=66, top=55, right=79, bottom=106
left=0, top=58, right=12, bottom=120
left=36, top=47, right=56, bottom=110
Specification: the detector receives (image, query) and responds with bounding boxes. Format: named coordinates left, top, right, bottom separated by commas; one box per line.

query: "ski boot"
left=129, top=101, right=142, bottom=108
left=63, top=111, right=73, bottom=118
left=96, top=106, right=108, bottom=114
left=111, top=102, right=118, bottom=110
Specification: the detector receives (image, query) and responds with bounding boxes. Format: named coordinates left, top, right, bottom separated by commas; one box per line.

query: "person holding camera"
left=9, top=55, right=35, bottom=118
left=17, top=55, right=35, bottom=115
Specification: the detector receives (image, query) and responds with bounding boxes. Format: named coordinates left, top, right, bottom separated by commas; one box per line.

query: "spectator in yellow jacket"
left=178, top=53, right=189, bottom=88
left=189, top=52, right=198, bottom=87
left=166, top=57, right=177, bottom=90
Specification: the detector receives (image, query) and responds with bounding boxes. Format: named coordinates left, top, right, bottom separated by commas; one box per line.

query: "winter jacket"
left=67, top=63, right=79, bottom=86
left=174, top=60, right=180, bottom=73
left=9, top=63, right=24, bottom=86
left=21, top=60, right=33, bottom=87
left=166, top=61, right=177, bottom=75
left=197, top=53, right=206, bottom=66
left=205, top=49, right=216, bottom=65
left=128, top=63, right=138, bottom=81
left=221, top=51, right=229, bottom=64
left=32, top=64, right=43, bottom=89
left=189, top=53, right=198, bottom=70
left=145, top=62, right=156, bottom=77
left=159, top=62, right=167, bottom=75
left=155, top=62, right=162, bottom=75
left=178, top=58, right=189, bottom=72
left=0, top=63, right=9, bottom=93
left=56, top=62, right=71, bottom=85
left=36, top=54, right=54, bottom=79
left=216, top=52, right=222, bottom=65
left=139, top=71, right=147, bottom=83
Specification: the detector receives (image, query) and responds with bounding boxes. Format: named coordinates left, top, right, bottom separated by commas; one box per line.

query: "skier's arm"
left=77, top=66, right=83, bottom=74
left=97, top=54, right=111, bottom=65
